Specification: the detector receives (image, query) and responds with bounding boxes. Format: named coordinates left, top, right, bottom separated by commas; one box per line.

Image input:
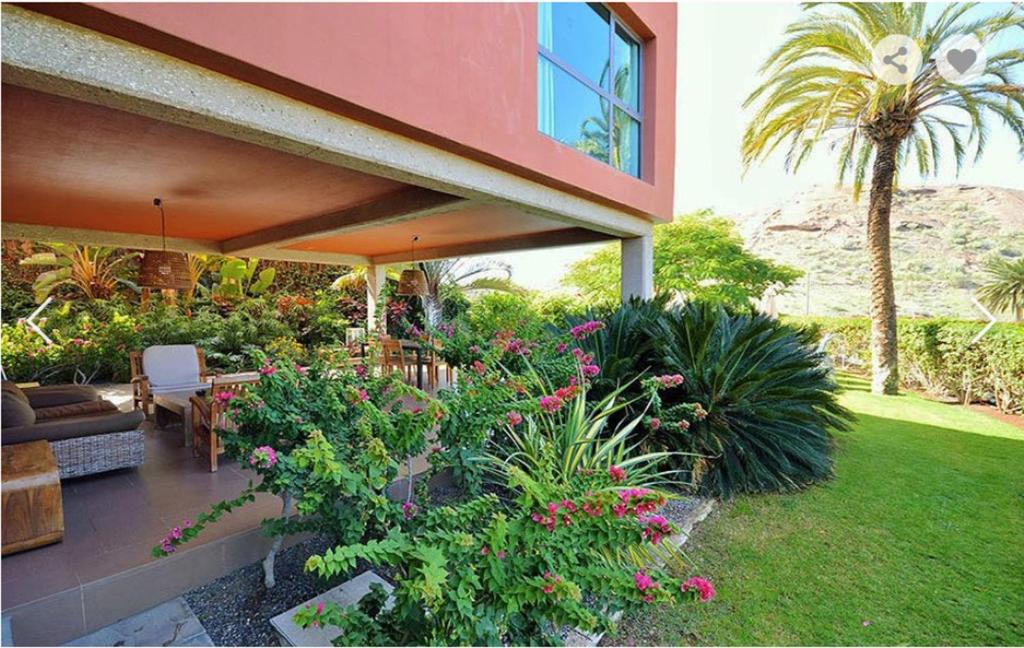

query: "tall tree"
left=563, top=210, right=801, bottom=308
left=742, top=3, right=1024, bottom=394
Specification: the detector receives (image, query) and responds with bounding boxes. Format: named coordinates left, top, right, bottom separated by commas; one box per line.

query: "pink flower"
left=634, top=570, right=654, bottom=591
left=554, top=384, right=579, bottom=401
left=556, top=342, right=568, bottom=354
left=655, top=374, right=685, bottom=388
left=213, top=390, right=235, bottom=404
left=693, top=404, right=708, bottom=421
left=316, top=602, right=325, bottom=615
left=506, top=410, right=523, bottom=426
left=682, top=577, right=716, bottom=602
left=608, top=465, right=627, bottom=483
left=354, top=364, right=368, bottom=378
left=356, top=388, right=369, bottom=402
left=259, top=363, right=277, bottom=376
left=640, top=514, right=672, bottom=544
left=570, top=320, right=605, bottom=340
left=496, top=550, right=506, bottom=560
left=411, top=406, right=423, bottom=415
left=294, top=364, right=309, bottom=376
left=472, top=361, right=487, bottom=376
left=677, top=420, right=691, bottom=431
left=648, top=417, right=662, bottom=431
left=539, top=395, right=564, bottom=413
left=480, top=546, right=490, bottom=555
left=469, top=345, right=481, bottom=354
left=401, top=501, right=418, bottom=520
left=582, top=363, right=601, bottom=378
left=170, top=526, right=182, bottom=540
left=249, top=446, right=278, bottom=469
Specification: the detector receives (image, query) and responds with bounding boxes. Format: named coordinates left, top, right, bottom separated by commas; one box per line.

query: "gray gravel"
left=184, top=536, right=350, bottom=647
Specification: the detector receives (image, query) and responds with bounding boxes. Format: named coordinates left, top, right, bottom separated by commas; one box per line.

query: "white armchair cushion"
left=142, top=345, right=204, bottom=391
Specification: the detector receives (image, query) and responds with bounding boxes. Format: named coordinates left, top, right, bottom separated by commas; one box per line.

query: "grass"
left=609, top=374, right=1024, bottom=646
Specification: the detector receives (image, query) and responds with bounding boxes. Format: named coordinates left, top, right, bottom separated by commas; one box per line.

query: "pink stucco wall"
left=28, top=3, right=677, bottom=221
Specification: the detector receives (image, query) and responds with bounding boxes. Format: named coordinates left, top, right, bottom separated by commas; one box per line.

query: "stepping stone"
left=64, top=598, right=210, bottom=646
left=270, top=570, right=393, bottom=647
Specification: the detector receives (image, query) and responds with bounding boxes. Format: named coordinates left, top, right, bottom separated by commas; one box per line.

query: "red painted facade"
left=27, top=2, right=677, bottom=222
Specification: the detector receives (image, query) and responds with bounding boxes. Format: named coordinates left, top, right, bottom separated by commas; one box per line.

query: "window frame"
left=537, top=3, right=643, bottom=177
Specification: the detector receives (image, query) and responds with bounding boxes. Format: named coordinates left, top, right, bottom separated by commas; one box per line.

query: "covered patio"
left=1, top=5, right=656, bottom=645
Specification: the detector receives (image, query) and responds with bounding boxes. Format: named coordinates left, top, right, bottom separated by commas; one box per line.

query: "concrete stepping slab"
left=63, top=597, right=210, bottom=647
left=270, top=570, right=393, bottom=647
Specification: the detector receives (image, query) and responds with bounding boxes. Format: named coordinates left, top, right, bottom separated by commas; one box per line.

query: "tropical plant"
left=651, top=303, right=852, bottom=498
left=299, top=382, right=713, bottom=645
left=977, top=256, right=1024, bottom=321
left=563, top=211, right=801, bottom=308
left=19, top=243, right=139, bottom=303
left=207, top=258, right=276, bottom=304
left=742, top=3, right=1024, bottom=394
left=417, top=258, right=521, bottom=327
left=183, top=253, right=209, bottom=305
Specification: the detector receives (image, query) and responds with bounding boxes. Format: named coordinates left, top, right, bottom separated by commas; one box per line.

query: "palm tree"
left=742, top=3, right=1024, bottom=394
left=978, top=256, right=1024, bottom=321
left=418, top=259, right=523, bottom=326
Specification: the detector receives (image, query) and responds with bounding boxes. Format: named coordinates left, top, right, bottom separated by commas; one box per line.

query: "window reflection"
left=538, top=2, right=642, bottom=178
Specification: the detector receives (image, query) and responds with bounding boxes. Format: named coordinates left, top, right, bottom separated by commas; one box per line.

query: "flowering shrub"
left=152, top=356, right=442, bottom=587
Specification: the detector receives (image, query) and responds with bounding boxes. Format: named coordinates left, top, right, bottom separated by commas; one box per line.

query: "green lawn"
left=610, top=374, right=1024, bottom=646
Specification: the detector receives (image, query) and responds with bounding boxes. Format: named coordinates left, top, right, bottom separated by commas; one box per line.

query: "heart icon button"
left=946, top=48, right=977, bottom=74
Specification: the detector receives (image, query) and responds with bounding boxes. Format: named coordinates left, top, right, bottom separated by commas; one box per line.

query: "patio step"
left=62, top=597, right=212, bottom=647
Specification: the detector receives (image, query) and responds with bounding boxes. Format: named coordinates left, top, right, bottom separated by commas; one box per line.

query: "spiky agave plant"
left=655, top=303, right=853, bottom=498
left=743, top=3, right=1024, bottom=395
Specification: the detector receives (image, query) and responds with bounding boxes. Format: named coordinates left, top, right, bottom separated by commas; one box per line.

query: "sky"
left=489, top=2, right=1024, bottom=292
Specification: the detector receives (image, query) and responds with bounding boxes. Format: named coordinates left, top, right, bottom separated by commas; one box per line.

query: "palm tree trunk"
left=867, top=137, right=901, bottom=395
left=422, top=294, right=443, bottom=328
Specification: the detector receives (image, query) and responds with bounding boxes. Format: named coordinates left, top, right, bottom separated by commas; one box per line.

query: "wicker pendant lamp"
left=397, top=235, right=428, bottom=296
left=138, top=198, right=190, bottom=290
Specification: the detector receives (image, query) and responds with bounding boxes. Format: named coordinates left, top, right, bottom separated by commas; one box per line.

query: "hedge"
left=787, top=316, right=1024, bottom=414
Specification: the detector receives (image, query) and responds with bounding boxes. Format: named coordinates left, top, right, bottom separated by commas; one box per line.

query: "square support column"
left=620, top=234, right=654, bottom=302
left=366, top=264, right=386, bottom=333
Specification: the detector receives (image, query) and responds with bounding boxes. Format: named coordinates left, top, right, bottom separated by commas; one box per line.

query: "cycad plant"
left=654, top=303, right=852, bottom=498
left=742, top=3, right=1024, bottom=394
left=977, top=256, right=1024, bottom=321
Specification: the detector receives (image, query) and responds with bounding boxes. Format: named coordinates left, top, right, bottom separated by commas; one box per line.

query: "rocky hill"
left=734, top=184, right=1024, bottom=318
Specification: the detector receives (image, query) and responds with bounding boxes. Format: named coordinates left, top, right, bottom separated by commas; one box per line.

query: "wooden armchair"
left=130, top=346, right=210, bottom=417
left=190, top=375, right=258, bottom=472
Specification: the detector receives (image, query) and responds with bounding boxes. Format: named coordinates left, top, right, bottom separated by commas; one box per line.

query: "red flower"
left=608, top=465, right=627, bottom=483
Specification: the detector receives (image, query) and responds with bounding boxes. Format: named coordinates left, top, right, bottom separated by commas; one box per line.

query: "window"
left=538, top=2, right=642, bottom=177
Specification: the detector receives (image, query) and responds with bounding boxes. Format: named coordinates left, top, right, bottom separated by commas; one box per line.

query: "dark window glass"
left=538, top=3, right=642, bottom=177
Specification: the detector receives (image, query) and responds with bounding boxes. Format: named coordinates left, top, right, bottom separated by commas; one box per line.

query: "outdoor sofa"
left=1, top=381, right=145, bottom=479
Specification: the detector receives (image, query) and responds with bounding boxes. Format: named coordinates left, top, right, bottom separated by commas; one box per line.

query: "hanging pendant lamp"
left=138, top=198, right=190, bottom=290
left=397, top=235, right=428, bottom=296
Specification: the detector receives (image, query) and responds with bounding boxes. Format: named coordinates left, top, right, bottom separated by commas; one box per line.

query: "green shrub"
left=788, top=316, right=1024, bottom=413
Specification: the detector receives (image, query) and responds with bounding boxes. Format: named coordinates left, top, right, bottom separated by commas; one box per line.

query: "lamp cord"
left=154, top=198, right=167, bottom=252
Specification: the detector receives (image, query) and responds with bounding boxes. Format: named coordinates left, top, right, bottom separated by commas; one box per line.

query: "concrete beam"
left=370, top=228, right=615, bottom=264
left=621, top=234, right=654, bottom=301
left=1, top=5, right=653, bottom=240
left=1, top=222, right=369, bottom=265
left=222, top=187, right=467, bottom=255
left=0, top=222, right=221, bottom=255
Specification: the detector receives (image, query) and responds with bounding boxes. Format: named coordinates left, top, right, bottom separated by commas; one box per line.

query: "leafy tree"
left=978, top=256, right=1024, bottom=321
left=562, top=210, right=801, bottom=308
left=418, top=259, right=523, bottom=326
left=742, top=3, right=1024, bottom=394
left=19, top=242, right=139, bottom=303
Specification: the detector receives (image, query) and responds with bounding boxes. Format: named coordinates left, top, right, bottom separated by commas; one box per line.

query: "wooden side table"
left=2, top=440, right=64, bottom=555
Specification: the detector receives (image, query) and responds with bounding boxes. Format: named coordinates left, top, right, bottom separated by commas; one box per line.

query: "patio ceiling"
left=1, top=84, right=614, bottom=264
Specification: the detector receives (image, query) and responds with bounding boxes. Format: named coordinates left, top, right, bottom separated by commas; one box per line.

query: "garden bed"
left=184, top=536, right=358, bottom=646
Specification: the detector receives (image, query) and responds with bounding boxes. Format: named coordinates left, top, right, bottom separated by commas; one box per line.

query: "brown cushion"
left=2, top=390, right=36, bottom=428
left=34, top=400, right=119, bottom=421
left=1, top=381, right=29, bottom=404
left=23, top=385, right=100, bottom=408
left=2, top=409, right=145, bottom=445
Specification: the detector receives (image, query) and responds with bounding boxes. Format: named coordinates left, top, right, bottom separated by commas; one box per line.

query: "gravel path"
left=184, top=536, right=349, bottom=646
